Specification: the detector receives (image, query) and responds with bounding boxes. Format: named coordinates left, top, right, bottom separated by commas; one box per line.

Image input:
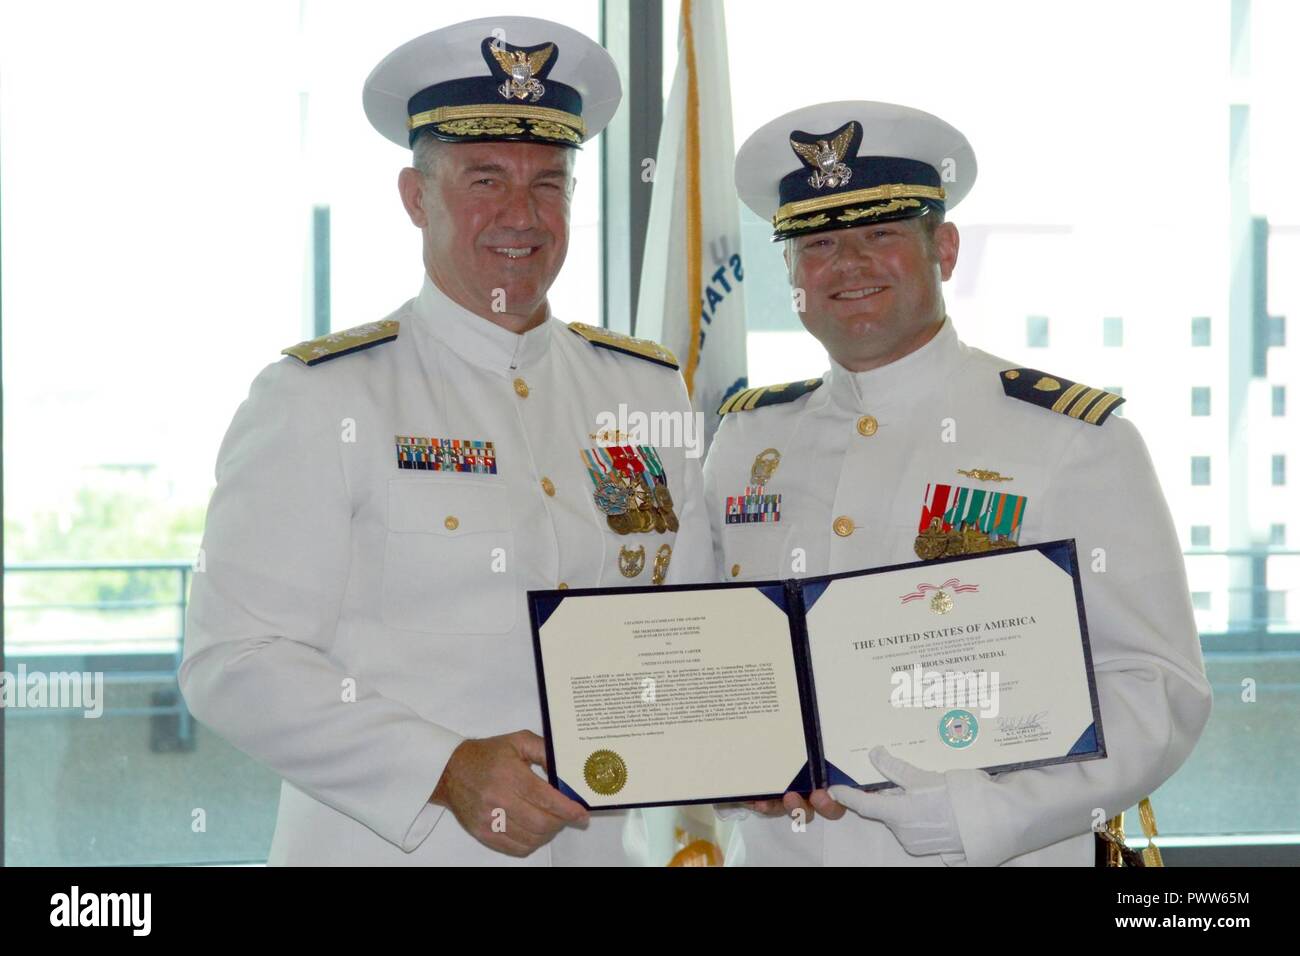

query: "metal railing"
left=2, top=560, right=195, bottom=747
left=1, top=548, right=1296, bottom=702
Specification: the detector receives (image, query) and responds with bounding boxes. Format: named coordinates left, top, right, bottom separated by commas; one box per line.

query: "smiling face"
left=785, top=215, right=960, bottom=372
left=398, top=138, right=574, bottom=331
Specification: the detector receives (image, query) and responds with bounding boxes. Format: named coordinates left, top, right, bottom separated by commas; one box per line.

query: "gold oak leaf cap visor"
left=735, top=100, right=977, bottom=241
left=363, top=15, right=621, bottom=149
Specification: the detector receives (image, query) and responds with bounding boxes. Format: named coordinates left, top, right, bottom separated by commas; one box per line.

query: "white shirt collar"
left=817, top=314, right=961, bottom=414
left=410, top=274, right=555, bottom=374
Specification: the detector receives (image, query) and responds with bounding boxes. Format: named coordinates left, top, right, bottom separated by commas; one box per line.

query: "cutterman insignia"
left=1000, top=368, right=1124, bottom=426
left=717, top=378, right=823, bottom=415
left=567, top=322, right=679, bottom=369
left=283, top=320, right=399, bottom=366
left=652, top=544, right=672, bottom=585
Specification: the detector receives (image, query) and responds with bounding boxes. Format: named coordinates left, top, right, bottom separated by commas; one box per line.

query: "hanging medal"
left=583, top=447, right=634, bottom=534
left=652, top=544, right=672, bottom=585
left=638, top=445, right=679, bottom=532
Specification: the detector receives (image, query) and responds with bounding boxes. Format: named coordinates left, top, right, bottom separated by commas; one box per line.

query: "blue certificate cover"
left=528, top=539, right=1103, bottom=811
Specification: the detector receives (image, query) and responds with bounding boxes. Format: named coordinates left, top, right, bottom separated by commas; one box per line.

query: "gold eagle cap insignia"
left=527, top=44, right=555, bottom=75
left=789, top=122, right=856, bottom=190
left=489, top=43, right=554, bottom=77
left=490, top=42, right=553, bottom=102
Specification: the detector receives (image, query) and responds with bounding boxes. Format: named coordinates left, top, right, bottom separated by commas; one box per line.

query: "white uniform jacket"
left=702, top=316, right=1212, bottom=866
left=180, top=276, right=714, bottom=865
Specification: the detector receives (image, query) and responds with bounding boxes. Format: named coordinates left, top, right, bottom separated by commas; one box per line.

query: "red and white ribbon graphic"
left=900, top=578, right=980, bottom=604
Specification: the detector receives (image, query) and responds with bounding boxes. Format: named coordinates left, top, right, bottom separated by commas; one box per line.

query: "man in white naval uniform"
left=705, top=101, right=1212, bottom=866
left=180, top=17, right=712, bottom=865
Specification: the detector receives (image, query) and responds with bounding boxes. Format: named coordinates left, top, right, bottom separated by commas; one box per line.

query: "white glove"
left=829, top=746, right=968, bottom=861
left=713, top=804, right=753, bottom=822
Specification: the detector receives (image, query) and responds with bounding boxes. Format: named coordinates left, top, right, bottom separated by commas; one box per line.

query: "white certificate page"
left=806, top=547, right=1101, bottom=787
left=536, top=587, right=810, bottom=808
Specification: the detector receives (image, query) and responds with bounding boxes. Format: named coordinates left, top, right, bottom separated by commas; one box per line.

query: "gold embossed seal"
left=583, top=750, right=628, bottom=796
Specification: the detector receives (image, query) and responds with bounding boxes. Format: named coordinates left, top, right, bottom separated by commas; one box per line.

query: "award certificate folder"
left=528, top=539, right=1105, bottom=811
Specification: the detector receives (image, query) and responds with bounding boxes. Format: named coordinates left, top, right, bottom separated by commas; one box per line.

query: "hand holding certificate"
left=528, top=539, right=1104, bottom=810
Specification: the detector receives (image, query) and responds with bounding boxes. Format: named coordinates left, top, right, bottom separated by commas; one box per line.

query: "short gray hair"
left=412, top=129, right=448, bottom=177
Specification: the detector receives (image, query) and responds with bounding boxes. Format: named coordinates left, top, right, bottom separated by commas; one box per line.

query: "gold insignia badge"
left=930, top=590, right=954, bottom=614
left=1033, top=376, right=1062, bottom=392
left=750, top=448, right=781, bottom=486
left=619, top=545, right=646, bottom=578
left=914, top=518, right=948, bottom=560
left=652, top=544, right=672, bottom=585
left=654, top=485, right=680, bottom=532
left=584, top=749, right=627, bottom=796
left=957, top=468, right=1013, bottom=482
left=914, top=517, right=1019, bottom=560
left=490, top=43, right=553, bottom=102
left=790, top=123, right=856, bottom=190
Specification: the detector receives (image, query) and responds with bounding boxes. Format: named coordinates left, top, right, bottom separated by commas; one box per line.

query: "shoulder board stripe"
left=1001, top=368, right=1123, bottom=425
left=283, top=319, right=399, bottom=366
left=718, top=378, right=823, bottom=416
left=568, top=322, right=678, bottom=369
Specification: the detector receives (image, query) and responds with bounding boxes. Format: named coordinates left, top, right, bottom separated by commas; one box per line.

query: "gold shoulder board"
left=1000, top=368, right=1124, bottom=426
left=718, top=378, right=824, bottom=416
left=282, top=319, right=400, bottom=366
left=568, top=322, right=679, bottom=370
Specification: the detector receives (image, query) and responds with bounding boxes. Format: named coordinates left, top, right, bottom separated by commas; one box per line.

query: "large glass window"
left=1, top=0, right=600, bottom=866
left=5, top=0, right=1298, bottom=866
left=1192, top=316, right=1212, bottom=347
left=662, top=0, right=1300, bottom=843
left=1026, top=315, right=1051, bottom=349
left=1269, top=316, right=1286, bottom=347
left=1192, top=456, right=1212, bottom=487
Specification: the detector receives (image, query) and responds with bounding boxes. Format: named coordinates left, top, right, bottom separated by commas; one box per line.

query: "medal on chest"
left=580, top=445, right=679, bottom=535
left=724, top=448, right=783, bottom=525
left=914, top=481, right=1026, bottom=559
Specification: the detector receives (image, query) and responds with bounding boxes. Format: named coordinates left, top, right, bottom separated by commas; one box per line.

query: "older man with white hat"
left=705, top=101, right=1212, bottom=866
left=180, top=16, right=713, bottom=866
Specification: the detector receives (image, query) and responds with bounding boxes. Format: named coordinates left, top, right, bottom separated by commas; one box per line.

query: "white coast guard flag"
left=625, top=0, right=747, bottom=868
left=636, top=0, right=748, bottom=454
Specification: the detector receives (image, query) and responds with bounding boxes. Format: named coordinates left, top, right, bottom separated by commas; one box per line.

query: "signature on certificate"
left=997, top=710, right=1048, bottom=733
